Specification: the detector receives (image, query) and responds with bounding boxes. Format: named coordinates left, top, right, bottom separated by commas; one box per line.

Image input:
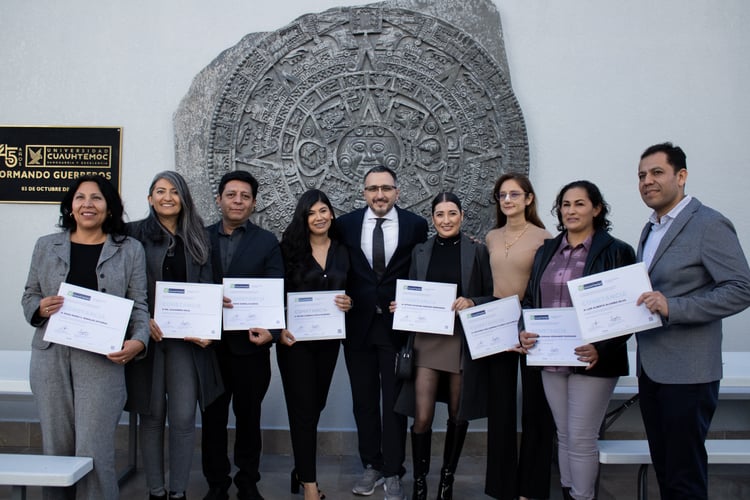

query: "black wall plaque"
left=0, top=126, right=122, bottom=203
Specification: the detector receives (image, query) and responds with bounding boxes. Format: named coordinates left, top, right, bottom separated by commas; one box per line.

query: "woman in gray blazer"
left=22, top=175, right=150, bottom=500
left=126, top=171, right=223, bottom=500
left=393, top=192, right=494, bottom=500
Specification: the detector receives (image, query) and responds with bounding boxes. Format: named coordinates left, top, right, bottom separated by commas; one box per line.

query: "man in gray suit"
left=635, top=142, right=750, bottom=500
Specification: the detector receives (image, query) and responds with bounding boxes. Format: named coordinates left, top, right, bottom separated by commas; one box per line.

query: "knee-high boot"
left=411, top=427, right=432, bottom=500
left=436, top=419, right=468, bottom=500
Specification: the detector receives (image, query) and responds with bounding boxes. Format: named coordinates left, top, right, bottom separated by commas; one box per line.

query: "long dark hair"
left=552, top=180, right=611, bottom=233
left=59, top=175, right=127, bottom=241
left=491, top=173, right=545, bottom=229
left=144, top=171, right=210, bottom=265
left=280, top=189, right=338, bottom=272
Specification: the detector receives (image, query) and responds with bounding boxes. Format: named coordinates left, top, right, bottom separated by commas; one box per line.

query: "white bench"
left=598, top=439, right=750, bottom=500
left=0, top=350, right=137, bottom=484
left=0, top=454, right=93, bottom=500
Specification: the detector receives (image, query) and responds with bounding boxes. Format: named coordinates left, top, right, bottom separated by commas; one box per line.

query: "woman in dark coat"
left=126, top=171, right=223, bottom=500
left=520, top=180, right=635, bottom=500
left=394, top=192, right=494, bottom=500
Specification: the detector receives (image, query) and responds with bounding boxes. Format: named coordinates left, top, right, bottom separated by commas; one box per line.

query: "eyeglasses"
left=495, top=191, right=526, bottom=201
left=364, top=185, right=397, bottom=193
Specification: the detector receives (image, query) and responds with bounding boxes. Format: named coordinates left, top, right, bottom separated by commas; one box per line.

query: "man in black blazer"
left=201, top=171, right=284, bottom=500
left=336, top=166, right=428, bottom=500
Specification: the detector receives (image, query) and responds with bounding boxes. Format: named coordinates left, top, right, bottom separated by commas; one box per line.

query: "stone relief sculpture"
left=175, top=0, right=528, bottom=239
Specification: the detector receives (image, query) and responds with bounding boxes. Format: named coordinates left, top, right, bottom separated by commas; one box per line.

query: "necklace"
left=504, top=223, right=529, bottom=257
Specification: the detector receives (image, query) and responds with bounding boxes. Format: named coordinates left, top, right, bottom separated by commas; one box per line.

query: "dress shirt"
left=641, top=195, right=692, bottom=268
left=217, top=220, right=249, bottom=273
left=361, top=207, right=399, bottom=269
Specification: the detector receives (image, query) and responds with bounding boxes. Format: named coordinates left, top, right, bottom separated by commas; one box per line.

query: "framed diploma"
left=44, top=282, right=134, bottom=355
left=154, top=281, right=223, bottom=339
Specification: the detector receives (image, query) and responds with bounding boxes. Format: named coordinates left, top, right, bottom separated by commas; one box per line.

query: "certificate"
left=154, top=281, right=223, bottom=339
left=523, top=308, right=587, bottom=367
left=44, top=282, right=134, bottom=355
left=567, top=262, right=662, bottom=343
left=222, top=278, right=285, bottom=330
left=458, top=295, right=522, bottom=359
left=286, top=290, right=346, bottom=341
left=393, top=279, right=457, bottom=335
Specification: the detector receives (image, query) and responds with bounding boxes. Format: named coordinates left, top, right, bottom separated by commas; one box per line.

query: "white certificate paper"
left=567, top=262, right=662, bottom=343
left=286, top=290, right=346, bottom=341
left=154, top=281, right=223, bottom=339
left=523, top=308, right=587, bottom=367
left=393, top=279, right=457, bottom=335
left=458, top=295, right=522, bottom=359
left=44, top=282, right=134, bottom=355
left=222, top=278, right=285, bottom=331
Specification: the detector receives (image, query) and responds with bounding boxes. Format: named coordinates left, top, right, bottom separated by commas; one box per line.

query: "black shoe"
left=202, top=486, right=228, bottom=500
left=149, top=494, right=167, bottom=500
left=237, top=483, right=264, bottom=500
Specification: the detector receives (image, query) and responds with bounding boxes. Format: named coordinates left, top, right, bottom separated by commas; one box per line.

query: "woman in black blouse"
left=278, top=189, right=352, bottom=500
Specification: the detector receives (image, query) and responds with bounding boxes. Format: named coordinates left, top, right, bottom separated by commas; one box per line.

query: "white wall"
left=2, top=0, right=749, bottom=430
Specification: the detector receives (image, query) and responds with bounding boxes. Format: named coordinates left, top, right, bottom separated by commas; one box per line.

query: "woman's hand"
left=248, top=327, right=273, bottom=345
left=519, top=330, right=539, bottom=353
left=149, top=318, right=164, bottom=342
left=335, top=294, right=353, bottom=313
left=452, top=296, right=475, bottom=312
left=185, top=337, right=212, bottom=348
left=389, top=300, right=397, bottom=313
left=280, top=329, right=296, bottom=346
left=575, top=343, right=599, bottom=369
left=222, top=296, right=233, bottom=308
left=107, top=339, right=145, bottom=365
left=38, top=295, right=64, bottom=318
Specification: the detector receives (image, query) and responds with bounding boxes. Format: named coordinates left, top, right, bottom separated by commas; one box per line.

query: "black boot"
left=435, top=419, right=468, bottom=500
left=562, top=486, right=573, bottom=500
left=411, top=427, right=432, bottom=500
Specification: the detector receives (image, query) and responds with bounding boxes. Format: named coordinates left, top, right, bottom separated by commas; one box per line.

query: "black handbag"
left=395, top=333, right=415, bottom=380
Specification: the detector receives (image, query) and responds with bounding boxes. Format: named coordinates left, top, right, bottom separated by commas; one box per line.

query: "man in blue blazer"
left=635, top=142, right=750, bottom=500
left=201, top=171, right=284, bottom=500
left=336, top=166, right=428, bottom=500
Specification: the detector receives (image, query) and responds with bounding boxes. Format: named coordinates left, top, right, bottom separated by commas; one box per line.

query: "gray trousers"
left=139, top=340, right=199, bottom=494
left=30, top=344, right=126, bottom=500
left=541, top=371, right=617, bottom=500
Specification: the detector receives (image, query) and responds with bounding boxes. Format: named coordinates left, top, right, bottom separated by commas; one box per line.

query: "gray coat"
left=124, top=219, right=224, bottom=412
left=636, top=198, right=750, bottom=384
left=394, top=235, right=494, bottom=421
left=22, top=231, right=150, bottom=350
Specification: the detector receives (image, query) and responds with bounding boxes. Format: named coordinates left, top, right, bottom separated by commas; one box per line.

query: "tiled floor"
left=2, top=448, right=750, bottom=499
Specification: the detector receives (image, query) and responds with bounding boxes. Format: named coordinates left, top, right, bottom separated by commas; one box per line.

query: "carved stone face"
left=194, top=4, right=530, bottom=238
left=336, top=126, right=400, bottom=177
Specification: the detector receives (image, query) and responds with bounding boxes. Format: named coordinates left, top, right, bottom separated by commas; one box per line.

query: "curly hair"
left=59, top=175, right=127, bottom=241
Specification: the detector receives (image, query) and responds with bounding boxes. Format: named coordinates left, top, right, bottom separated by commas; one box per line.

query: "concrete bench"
left=598, top=439, right=750, bottom=500
left=0, top=454, right=93, bottom=500
left=0, top=350, right=137, bottom=484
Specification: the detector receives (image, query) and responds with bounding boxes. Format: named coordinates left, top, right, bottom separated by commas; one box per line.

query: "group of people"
left=21, top=141, right=750, bottom=500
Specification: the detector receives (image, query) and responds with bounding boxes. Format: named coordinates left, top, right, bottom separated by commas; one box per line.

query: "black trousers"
left=485, top=353, right=555, bottom=499
left=639, top=369, right=719, bottom=500
left=277, top=339, right=340, bottom=483
left=201, top=348, right=271, bottom=491
left=344, top=315, right=406, bottom=477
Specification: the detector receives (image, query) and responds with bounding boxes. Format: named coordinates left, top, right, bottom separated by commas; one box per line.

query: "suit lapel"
left=460, top=236, right=474, bottom=295
left=414, top=237, right=434, bottom=281
left=647, top=198, right=699, bottom=272
left=637, top=223, right=651, bottom=262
